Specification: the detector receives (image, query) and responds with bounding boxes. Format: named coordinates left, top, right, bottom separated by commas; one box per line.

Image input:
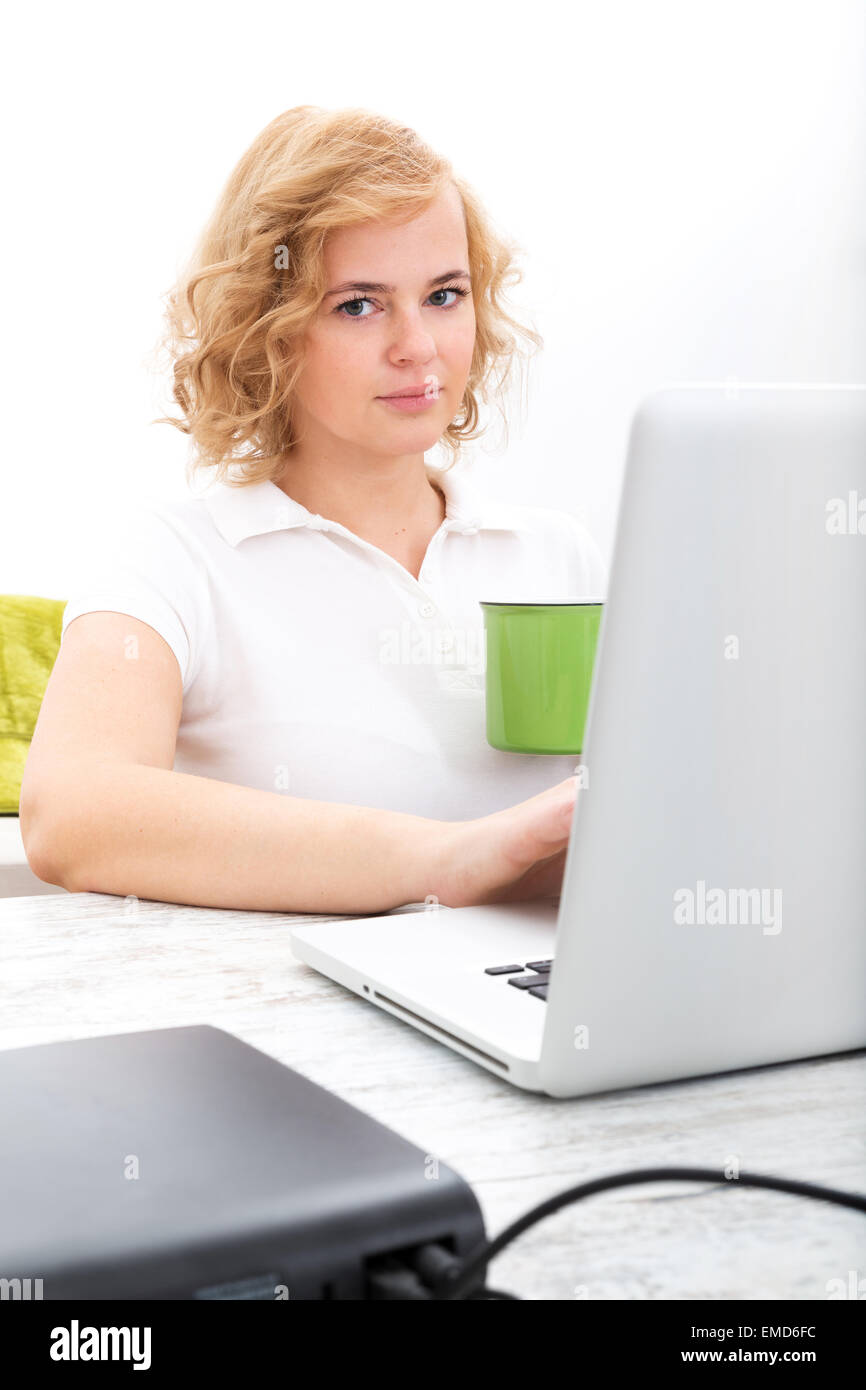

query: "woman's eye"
left=335, top=297, right=375, bottom=319
left=334, top=285, right=468, bottom=319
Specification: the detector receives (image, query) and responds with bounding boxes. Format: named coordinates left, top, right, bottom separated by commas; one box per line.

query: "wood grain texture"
left=1, top=890, right=864, bottom=1301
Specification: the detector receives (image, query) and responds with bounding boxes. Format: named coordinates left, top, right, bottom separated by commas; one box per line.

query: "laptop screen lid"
left=540, top=384, right=866, bottom=1097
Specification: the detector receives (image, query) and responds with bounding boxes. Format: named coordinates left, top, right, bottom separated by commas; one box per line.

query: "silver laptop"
left=290, top=384, right=866, bottom=1098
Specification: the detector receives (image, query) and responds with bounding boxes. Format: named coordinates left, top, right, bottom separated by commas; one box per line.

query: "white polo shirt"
left=60, top=461, right=607, bottom=821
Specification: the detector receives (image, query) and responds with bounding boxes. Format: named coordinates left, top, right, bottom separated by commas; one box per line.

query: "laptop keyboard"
left=484, top=958, right=553, bottom=1001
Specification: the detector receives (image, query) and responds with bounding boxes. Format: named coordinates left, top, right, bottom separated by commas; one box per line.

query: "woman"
left=21, top=106, right=606, bottom=914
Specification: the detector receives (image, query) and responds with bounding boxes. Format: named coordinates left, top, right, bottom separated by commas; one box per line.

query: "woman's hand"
left=432, top=776, right=579, bottom=908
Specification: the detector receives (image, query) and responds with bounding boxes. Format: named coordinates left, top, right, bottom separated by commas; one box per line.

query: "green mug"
left=480, top=599, right=604, bottom=754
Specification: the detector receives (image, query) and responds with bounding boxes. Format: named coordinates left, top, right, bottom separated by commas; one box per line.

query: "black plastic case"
left=0, top=1024, right=486, bottom=1299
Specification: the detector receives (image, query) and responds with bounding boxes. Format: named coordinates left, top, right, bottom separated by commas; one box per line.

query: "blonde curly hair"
left=152, top=105, right=543, bottom=488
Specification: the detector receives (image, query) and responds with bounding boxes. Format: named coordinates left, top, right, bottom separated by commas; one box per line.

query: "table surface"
left=1, top=889, right=864, bottom=1301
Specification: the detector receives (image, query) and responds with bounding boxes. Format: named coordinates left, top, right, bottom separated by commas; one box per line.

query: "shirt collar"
left=201, top=460, right=517, bottom=548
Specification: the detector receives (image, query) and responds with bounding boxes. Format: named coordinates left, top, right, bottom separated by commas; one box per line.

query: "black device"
left=0, top=1024, right=486, bottom=1299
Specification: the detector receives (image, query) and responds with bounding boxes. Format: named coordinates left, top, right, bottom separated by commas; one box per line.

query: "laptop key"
left=484, top=963, right=524, bottom=975
left=525, top=959, right=553, bottom=972
left=508, top=974, right=548, bottom=990
left=528, top=984, right=549, bottom=1000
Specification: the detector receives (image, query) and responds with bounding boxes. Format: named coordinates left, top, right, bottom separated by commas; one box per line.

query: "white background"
left=2, top=0, right=864, bottom=596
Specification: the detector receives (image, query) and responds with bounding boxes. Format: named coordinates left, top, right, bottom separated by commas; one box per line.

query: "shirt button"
left=438, top=633, right=454, bottom=652
left=418, top=601, right=436, bottom=618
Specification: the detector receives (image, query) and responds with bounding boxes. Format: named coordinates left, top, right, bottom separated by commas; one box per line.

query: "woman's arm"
left=29, top=757, right=449, bottom=913
left=22, top=611, right=577, bottom=913
left=28, top=759, right=576, bottom=914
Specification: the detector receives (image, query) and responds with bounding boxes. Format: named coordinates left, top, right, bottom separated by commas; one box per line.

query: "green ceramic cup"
left=480, top=599, right=604, bottom=754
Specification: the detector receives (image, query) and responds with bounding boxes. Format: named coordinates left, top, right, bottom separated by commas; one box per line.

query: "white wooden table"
left=1, top=890, right=864, bottom=1301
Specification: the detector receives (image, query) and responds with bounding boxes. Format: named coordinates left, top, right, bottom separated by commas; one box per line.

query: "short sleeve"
left=60, top=501, right=208, bottom=694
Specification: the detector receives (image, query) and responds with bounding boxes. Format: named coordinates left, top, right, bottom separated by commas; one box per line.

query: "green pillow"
left=0, top=595, right=66, bottom=815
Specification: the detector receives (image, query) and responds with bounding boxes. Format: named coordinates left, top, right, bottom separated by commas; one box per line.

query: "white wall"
left=2, top=0, right=864, bottom=594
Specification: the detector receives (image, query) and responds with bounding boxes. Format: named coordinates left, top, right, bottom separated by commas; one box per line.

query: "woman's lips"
left=377, top=393, right=438, bottom=413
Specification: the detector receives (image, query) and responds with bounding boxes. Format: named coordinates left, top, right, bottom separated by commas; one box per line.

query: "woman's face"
left=292, top=185, right=476, bottom=459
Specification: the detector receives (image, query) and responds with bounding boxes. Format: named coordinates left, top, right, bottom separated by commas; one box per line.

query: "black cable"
left=408, top=1166, right=866, bottom=1301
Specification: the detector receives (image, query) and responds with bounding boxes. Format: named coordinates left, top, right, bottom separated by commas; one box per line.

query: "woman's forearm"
left=30, top=760, right=454, bottom=914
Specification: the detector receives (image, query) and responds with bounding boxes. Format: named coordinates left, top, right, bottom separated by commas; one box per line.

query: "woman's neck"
left=274, top=454, right=447, bottom=578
